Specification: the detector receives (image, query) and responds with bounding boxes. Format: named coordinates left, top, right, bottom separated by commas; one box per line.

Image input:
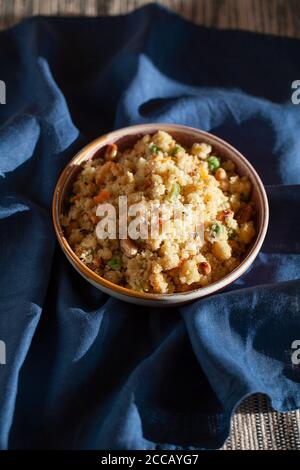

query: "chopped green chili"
left=166, top=183, right=181, bottom=201
left=170, top=145, right=182, bottom=156
left=149, top=143, right=159, bottom=154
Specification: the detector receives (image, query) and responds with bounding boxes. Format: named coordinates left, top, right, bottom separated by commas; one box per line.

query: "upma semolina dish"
left=61, top=131, right=256, bottom=294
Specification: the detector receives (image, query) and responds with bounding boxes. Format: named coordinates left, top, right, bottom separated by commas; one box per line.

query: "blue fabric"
left=0, top=3, right=300, bottom=450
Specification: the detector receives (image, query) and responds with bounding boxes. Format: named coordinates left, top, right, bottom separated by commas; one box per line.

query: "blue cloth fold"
left=0, top=4, right=299, bottom=450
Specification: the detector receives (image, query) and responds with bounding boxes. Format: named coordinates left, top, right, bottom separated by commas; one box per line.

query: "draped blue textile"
left=0, top=4, right=299, bottom=450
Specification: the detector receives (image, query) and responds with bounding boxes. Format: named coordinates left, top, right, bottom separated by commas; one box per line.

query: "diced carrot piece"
left=93, top=258, right=102, bottom=268
left=90, top=214, right=100, bottom=224
left=93, top=189, right=110, bottom=203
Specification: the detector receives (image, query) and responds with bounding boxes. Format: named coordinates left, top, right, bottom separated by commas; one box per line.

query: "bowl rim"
left=52, top=123, right=269, bottom=301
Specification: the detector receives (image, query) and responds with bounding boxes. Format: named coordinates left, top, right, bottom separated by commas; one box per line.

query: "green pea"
left=107, top=257, right=121, bottom=270
left=208, top=156, right=220, bottom=173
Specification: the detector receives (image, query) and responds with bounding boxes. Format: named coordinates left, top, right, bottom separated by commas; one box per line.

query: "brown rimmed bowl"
left=52, top=123, right=269, bottom=307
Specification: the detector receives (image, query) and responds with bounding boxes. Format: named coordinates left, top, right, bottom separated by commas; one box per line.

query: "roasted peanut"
left=105, top=143, right=118, bottom=161
left=199, top=261, right=211, bottom=276
left=120, top=238, right=138, bottom=258
left=237, top=204, right=253, bottom=224
left=215, top=167, right=227, bottom=181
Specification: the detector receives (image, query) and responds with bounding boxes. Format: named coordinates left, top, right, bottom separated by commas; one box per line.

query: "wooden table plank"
left=0, top=0, right=299, bottom=38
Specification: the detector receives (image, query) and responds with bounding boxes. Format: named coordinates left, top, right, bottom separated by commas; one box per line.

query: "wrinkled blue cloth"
left=0, top=4, right=300, bottom=450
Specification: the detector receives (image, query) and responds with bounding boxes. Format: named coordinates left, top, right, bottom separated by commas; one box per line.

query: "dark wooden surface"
left=0, top=0, right=300, bottom=38
left=0, top=0, right=299, bottom=451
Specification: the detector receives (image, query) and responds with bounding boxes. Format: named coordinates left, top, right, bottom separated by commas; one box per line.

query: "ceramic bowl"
left=52, top=123, right=269, bottom=306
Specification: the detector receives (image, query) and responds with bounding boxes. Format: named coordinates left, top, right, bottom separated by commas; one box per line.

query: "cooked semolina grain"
left=61, top=131, right=256, bottom=294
